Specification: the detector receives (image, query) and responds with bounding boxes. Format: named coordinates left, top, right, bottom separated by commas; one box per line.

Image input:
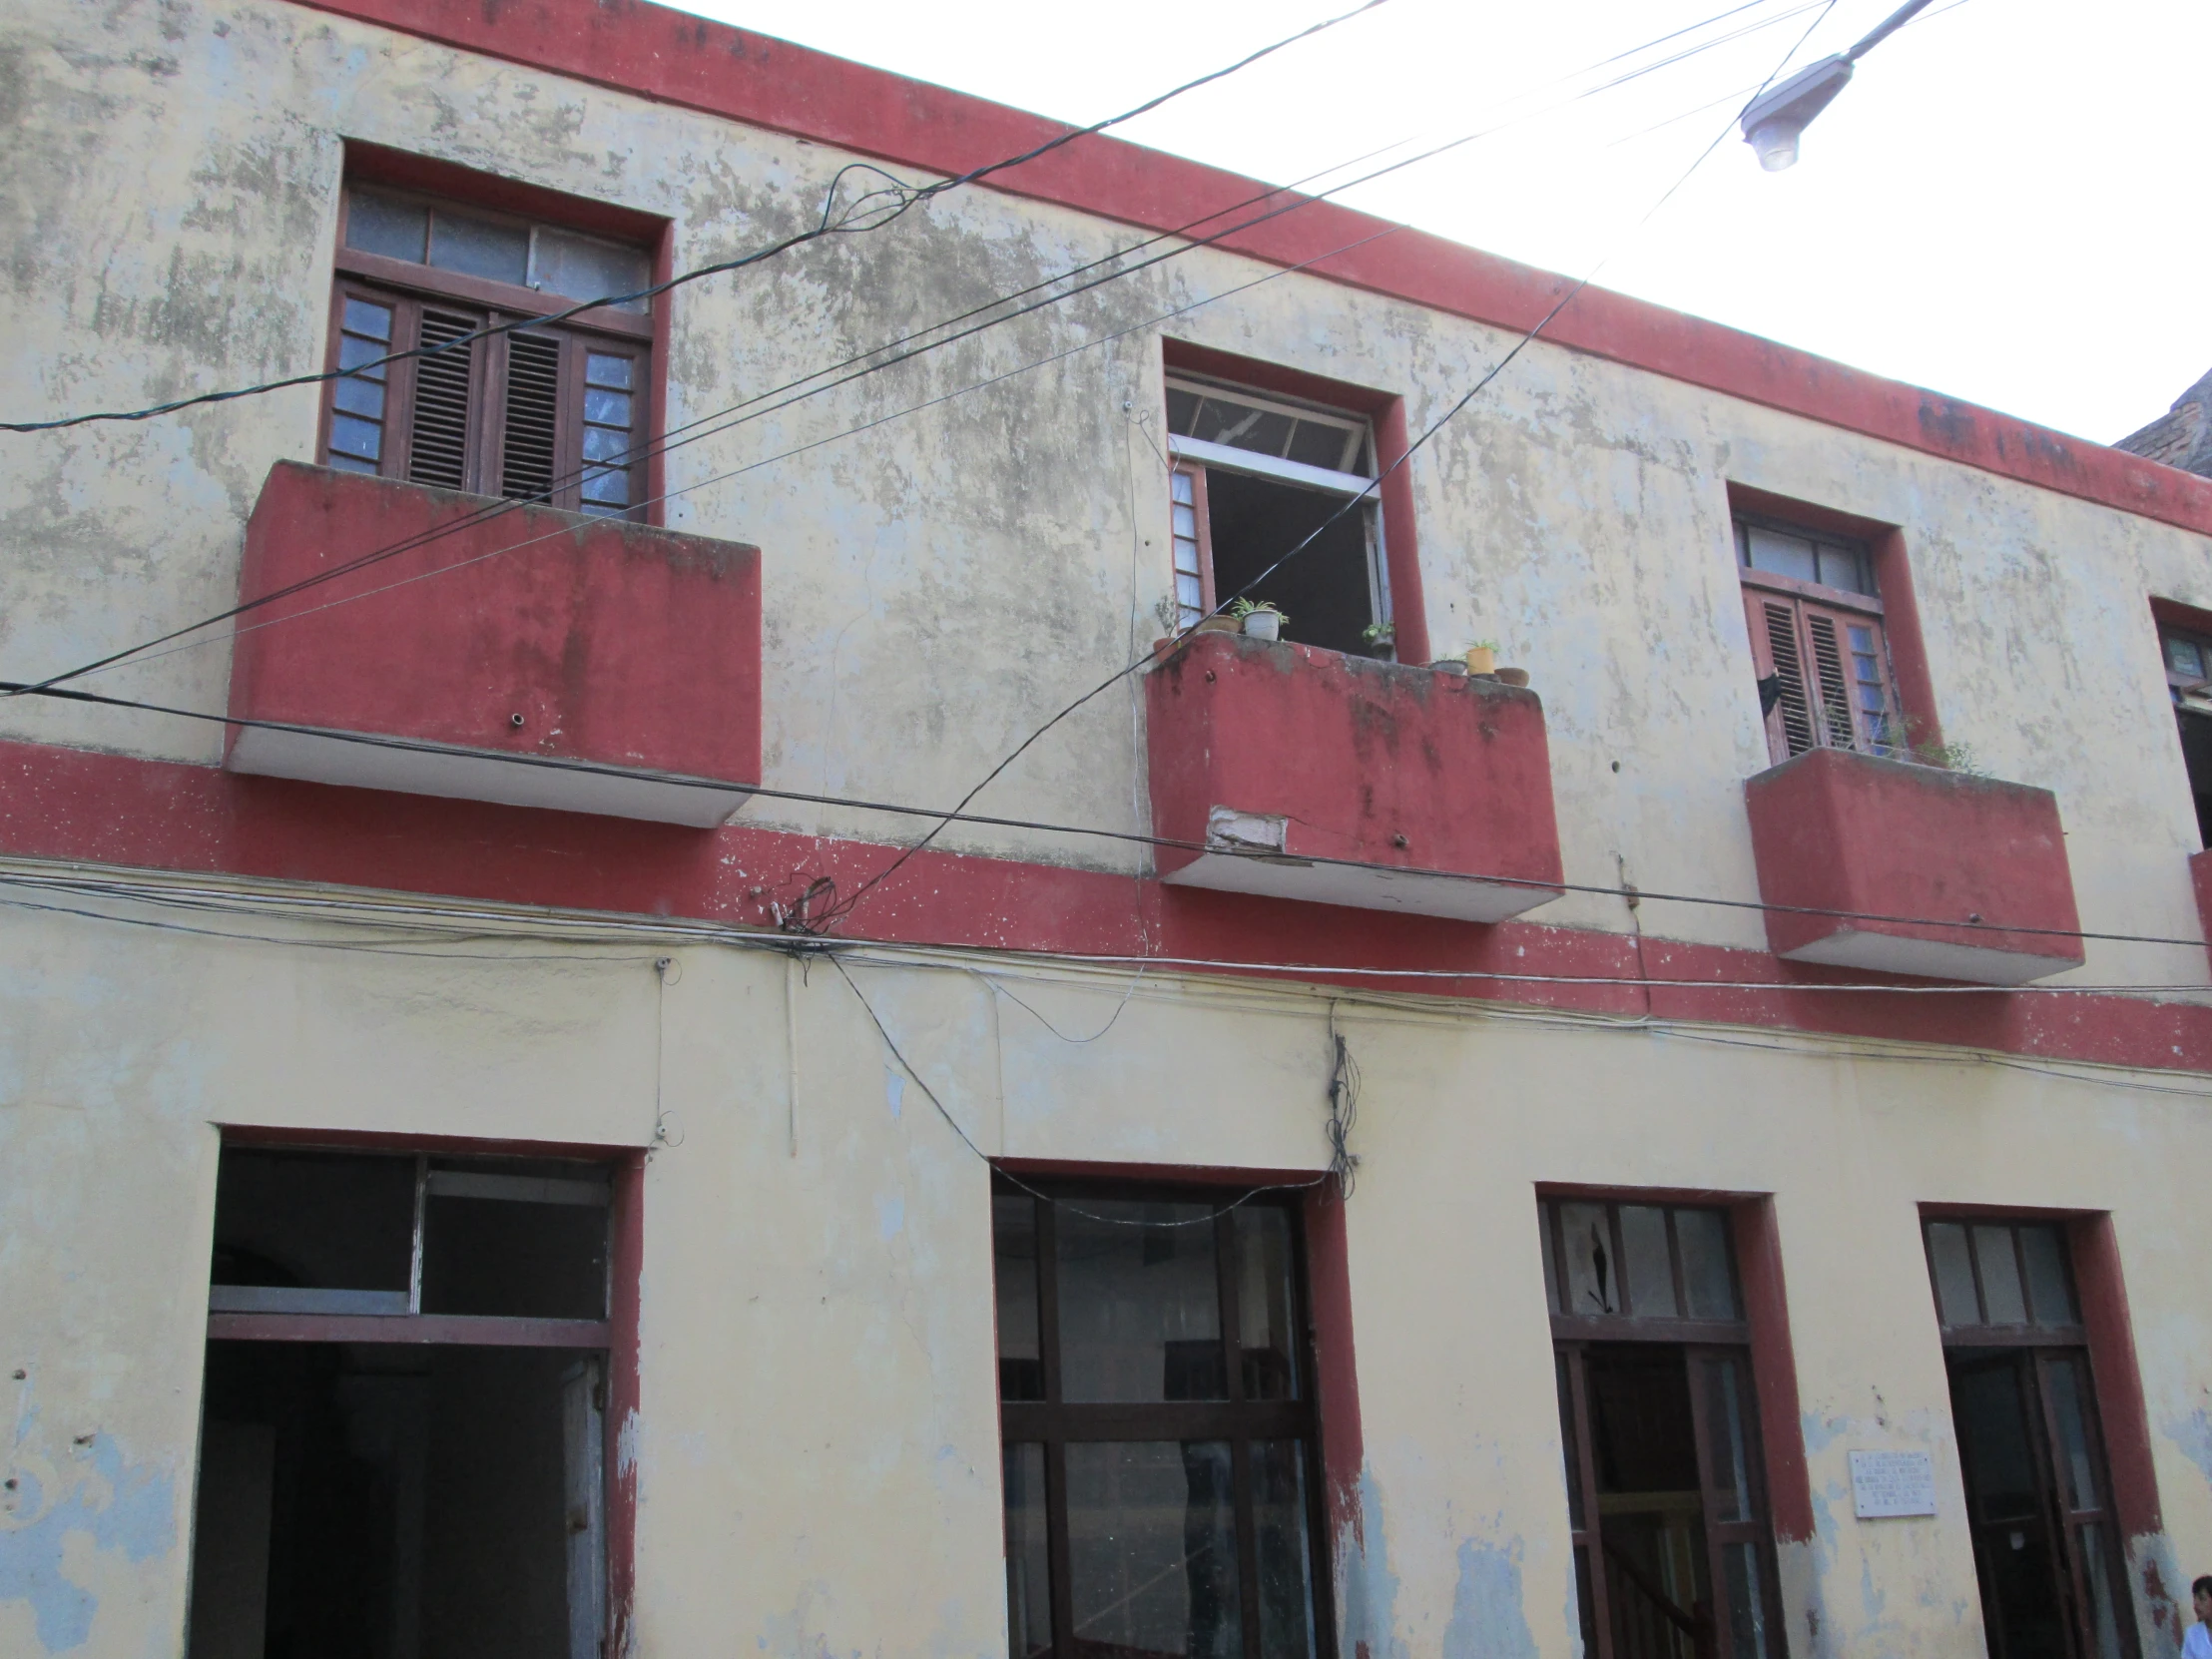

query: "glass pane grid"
left=1543, top=1199, right=1741, bottom=1325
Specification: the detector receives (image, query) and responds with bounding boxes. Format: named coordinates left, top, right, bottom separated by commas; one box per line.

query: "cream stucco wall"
left=4, top=877, right=2212, bottom=1657
left=7, top=3, right=2212, bottom=1657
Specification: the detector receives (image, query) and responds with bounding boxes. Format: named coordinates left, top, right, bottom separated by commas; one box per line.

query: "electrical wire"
left=11, top=0, right=1854, bottom=699
left=12, top=672, right=2209, bottom=954
left=0, top=0, right=1394, bottom=436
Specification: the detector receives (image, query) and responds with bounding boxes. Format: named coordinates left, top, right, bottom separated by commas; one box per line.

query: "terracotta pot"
left=1496, top=667, right=1530, bottom=688
left=1464, top=646, right=1496, bottom=675
left=1195, top=616, right=1239, bottom=635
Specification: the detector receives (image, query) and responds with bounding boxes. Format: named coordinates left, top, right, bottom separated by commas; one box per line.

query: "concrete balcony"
left=1743, top=746, right=2083, bottom=984
left=1144, top=630, right=1564, bottom=922
left=225, top=462, right=761, bottom=826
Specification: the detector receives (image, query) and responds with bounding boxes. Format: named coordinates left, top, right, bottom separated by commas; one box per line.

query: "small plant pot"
left=1242, top=612, right=1283, bottom=643
left=1195, top=616, right=1240, bottom=635
left=1429, top=659, right=1468, bottom=676
left=1496, top=667, right=1530, bottom=688
left=1464, top=647, right=1496, bottom=675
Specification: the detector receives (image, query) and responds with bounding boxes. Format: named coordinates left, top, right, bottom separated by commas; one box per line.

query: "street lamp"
left=1740, top=0, right=1936, bottom=171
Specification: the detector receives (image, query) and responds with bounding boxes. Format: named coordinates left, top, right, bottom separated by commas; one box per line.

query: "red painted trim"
left=283, top=0, right=2212, bottom=543
left=7, top=738, right=2212, bottom=1073
left=2068, top=1216, right=2172, bottom=1640
left=206, top=1311, right=611, bottom=1346
left=2150, top=596, right=2212, bottom=639
left=1734, top=1198, right=1813, bottom=1542
left=1302, top=1183, right=1365, bottom=1555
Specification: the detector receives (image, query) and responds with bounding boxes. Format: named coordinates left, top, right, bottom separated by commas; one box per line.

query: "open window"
left=1542, top=1197, right=1786, bottom=1659
left=1923, top=1217, right=2138, bottom=1659
left=991, top=1178, right=1331, bottom=1659
left=1167, top=376, right=1388, bottom=657
left=1738, top=513, right=1899, bottom=764
left=323, top=178, right=655, bottom=520
left=188, top=1145, right=619, bottom=1659
left=2156, top=618, right=2212, bottom=846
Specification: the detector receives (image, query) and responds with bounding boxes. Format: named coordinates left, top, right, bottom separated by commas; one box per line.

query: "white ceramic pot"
left=1243, top=611, right=1282, bottom=642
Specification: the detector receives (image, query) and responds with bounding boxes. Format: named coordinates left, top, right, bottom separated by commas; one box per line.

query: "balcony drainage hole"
left=509, top=713, right=526, bottom=729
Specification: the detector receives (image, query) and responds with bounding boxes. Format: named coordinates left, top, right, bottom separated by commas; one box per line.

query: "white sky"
left=666, top=0, right=2212, bottom=445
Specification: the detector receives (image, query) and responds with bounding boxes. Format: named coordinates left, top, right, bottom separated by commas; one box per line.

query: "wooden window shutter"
left=1746, top=591, right=1817, bottom=763
left=500, top=330, right=563, bottom=503
left=406, top=306, right=479, bottom=491
left=1803, top=610, right=1857, bottom=751
left=1744, top=587, right=1896, bottom=764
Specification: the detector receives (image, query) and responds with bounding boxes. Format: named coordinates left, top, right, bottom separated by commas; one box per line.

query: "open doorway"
left=1925, top=1219, right=2136, bottom=1659
left=1544, top=1197, right=1785, bottom=1659
left=188, top=1146, right=617, bottom=1659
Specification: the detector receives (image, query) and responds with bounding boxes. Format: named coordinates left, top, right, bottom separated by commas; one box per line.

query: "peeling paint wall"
left=7, top=3, right=2212, bottom=1657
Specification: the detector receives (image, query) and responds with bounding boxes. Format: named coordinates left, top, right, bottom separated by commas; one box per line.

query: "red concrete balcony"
left=226, top=462, right=761, bottom=827
left=1743, top=747, right=2083, bottom=984
left=1145, top=630, right=1564, bottom=922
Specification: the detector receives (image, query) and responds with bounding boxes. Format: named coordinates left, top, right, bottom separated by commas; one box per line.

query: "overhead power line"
left=0, top=0, right=1393, bottom=436
left=6, top=674, right=2202, bottom=956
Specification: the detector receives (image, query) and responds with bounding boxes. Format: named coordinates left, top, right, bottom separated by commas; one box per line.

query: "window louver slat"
left=407, top=308, right=476, bottom=491
left=1762, top=601, right=1816, bottom=758
left=1805, top=613, right=1857, bottom=750
left=501, top=332, right=562, bottom=503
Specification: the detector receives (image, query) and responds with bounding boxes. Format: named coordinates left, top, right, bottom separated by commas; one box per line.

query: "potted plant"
left=1361, top=619, right=1396, bottom=661
left=1230, top=598, right=1288, bottom=642
left=1464, top=639, right=1498, bottom=676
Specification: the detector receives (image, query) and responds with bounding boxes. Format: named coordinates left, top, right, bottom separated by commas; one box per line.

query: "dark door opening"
left=1583, top=1345, right=1712, bottom=1659
left=1200, top=469, right=1378, bottom=658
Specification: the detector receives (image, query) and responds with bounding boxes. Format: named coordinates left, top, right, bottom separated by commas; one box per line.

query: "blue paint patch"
left=1442, top=1537, right=1539, bottom=1659
left=0, top=1434, right=176, bottom=1653
left=1800, top=1412, right=1848, bottom=1454
left=1337, top=1467, right=1406, bottom=1659
left=2163, top=1409, right=2212, bottom=1485
left=876, top=1192, right=905, bottom=1241
left=883, top=1069, right=904, bottom=1120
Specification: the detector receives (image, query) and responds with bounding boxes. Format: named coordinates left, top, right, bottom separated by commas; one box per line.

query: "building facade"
left=6, top=3, right=2212, bottom=1657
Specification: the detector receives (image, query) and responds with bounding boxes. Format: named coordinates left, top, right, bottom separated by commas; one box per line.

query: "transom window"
left=321, top=181, right=654, bottom=520
left=2157, top=619, right=2212, bottom=846
left=992, top=1181, right=1328, bottom=1659
left=1540, top=1197, right=1783, bottom=1659
left=1736, top=512, right=1897, bottom=765
left=1166, top=374, right=1388, bottom=658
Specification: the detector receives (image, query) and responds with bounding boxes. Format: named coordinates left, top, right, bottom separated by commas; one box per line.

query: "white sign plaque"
left=1850, top=1449, right=1936, bottom=1518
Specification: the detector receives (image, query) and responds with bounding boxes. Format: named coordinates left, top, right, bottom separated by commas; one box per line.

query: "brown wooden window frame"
left=319, top=183, right=656, bottom=522
left=1542, top=1196, right=1789, bottom=1659
left=1922, top=1216, right=2141, bottom=1659
left=992, top=1175, right=1336, bottom=1659
left=1738, top=514, right=1900, bottom=767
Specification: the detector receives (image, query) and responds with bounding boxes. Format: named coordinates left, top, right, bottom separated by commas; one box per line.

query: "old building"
left=2117, top=370, right=2212, bottom=481
left=5, top=2, right=2212, bottom=1657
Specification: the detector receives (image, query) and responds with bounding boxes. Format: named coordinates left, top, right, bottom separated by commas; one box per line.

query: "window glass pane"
left=1165, top=387, right=1201, bottom=436
left=1744, top=526, right=1818, bottom=584
left=326, top=412, right=382, bottom=462
left=345, top=189, right=427, bottom=263
left=2045, top=1356, right=2101, bottom=1510
left=584, top=351, right=635, bottom=390
left=583, top=387, right=634, bottom=428
left=1928, top=1222, right=1979, bottom=1326
left=1192, top=398, right=1294, bottom=458
left=1975, top=1226, right=2028, bottom=1324
left=1817, top=543, right=1871, bottom=595
left=1253, top=1441, right=1318, bottom=1659
left=418, top=1169, right=609, bottom=1320
left=1619, top=1206, right=1677, bottom=1318
left=1176, top=573, right=1204, bottom=611
left=428, top=208, right=530, bottom=284
left=1571, top=1544, right=1598, bottom=1656
left=1540, top=1204, right=1562, bottom=1317
left=2021, top=1226, right=2076, bottom=1326
left=1056, top=1201, right=1224, bottom=1402
left=326, top=452, right=380, bottom=475
left=331, top=375, right=385, bottom=419
left=1285, top=418, right=1360, bottom=474
left=1002, top=1443, right=1052, bottom=1659
left=582, top=425, right=633, bottom=463
left=1555, top=1353, right=1584, bottom=1529
left=1558, top=1202, right=1615, bottom=1317
left=341, top=296, right=394, bottom=340
left=579, top=466, right=630, bottom=506
left=1171, top=468, right=1195, bottom=505
left=1706, top=1356, right=1755, bottom=1523
left=1723, top=1541, right=1772, bottom=1659
left=1676, top=1208, right=1738, bottom=1321
left=2167, top=637, right=2203, bottom=678
left=1065, top=1441, right=1241, bottom=1659
left=1234, top=1207, right=1300, bottom=1400
left=1171, top=502, right=1199, bottom=540
left=2080, top=1521, right=2126, bottom=1659
left=337, top=332, right=390, bottom=375
left=210, top=1149, right=414, bottom=1296
left=993, top=1194, right=1043, bottom=1401
left=530, top=228, right=652, bottom=312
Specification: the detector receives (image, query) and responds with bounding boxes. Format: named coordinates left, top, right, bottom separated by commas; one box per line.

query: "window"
left=188, top=1145, right=617, bottom=1659
left=1541, top=1198, right=1785, bottom=1659
left=1166, top=376, right=1388, bottom=657
left=323, top=182, right=654, bottom=519
left=1923, top=1219, right=2138, bottom=1659
left=991, top=1180, right=1329, bottom=1659
left=2157, top=620, right=2212, bottom=846
left=1738, top=515, right=1897, bottom=765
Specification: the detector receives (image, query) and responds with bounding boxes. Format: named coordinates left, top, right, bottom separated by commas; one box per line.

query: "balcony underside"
left=1162, top=845, right=1558, bottom=923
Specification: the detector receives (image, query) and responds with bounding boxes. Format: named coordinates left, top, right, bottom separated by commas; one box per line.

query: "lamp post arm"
left=1845, top=0, right=1937, bottom=63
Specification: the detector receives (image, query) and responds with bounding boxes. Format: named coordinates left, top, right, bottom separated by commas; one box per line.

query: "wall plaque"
left=1850, top=1449, right=1936, bottom=1518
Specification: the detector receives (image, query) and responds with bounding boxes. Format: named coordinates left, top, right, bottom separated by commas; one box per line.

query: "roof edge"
left=287, top=0, right=2212, bottom=539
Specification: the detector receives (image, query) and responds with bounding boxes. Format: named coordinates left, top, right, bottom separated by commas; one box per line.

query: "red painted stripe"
left=284, top=0, right=2212, bottom=539
left=6, top=738, right=2210, bottom=1075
